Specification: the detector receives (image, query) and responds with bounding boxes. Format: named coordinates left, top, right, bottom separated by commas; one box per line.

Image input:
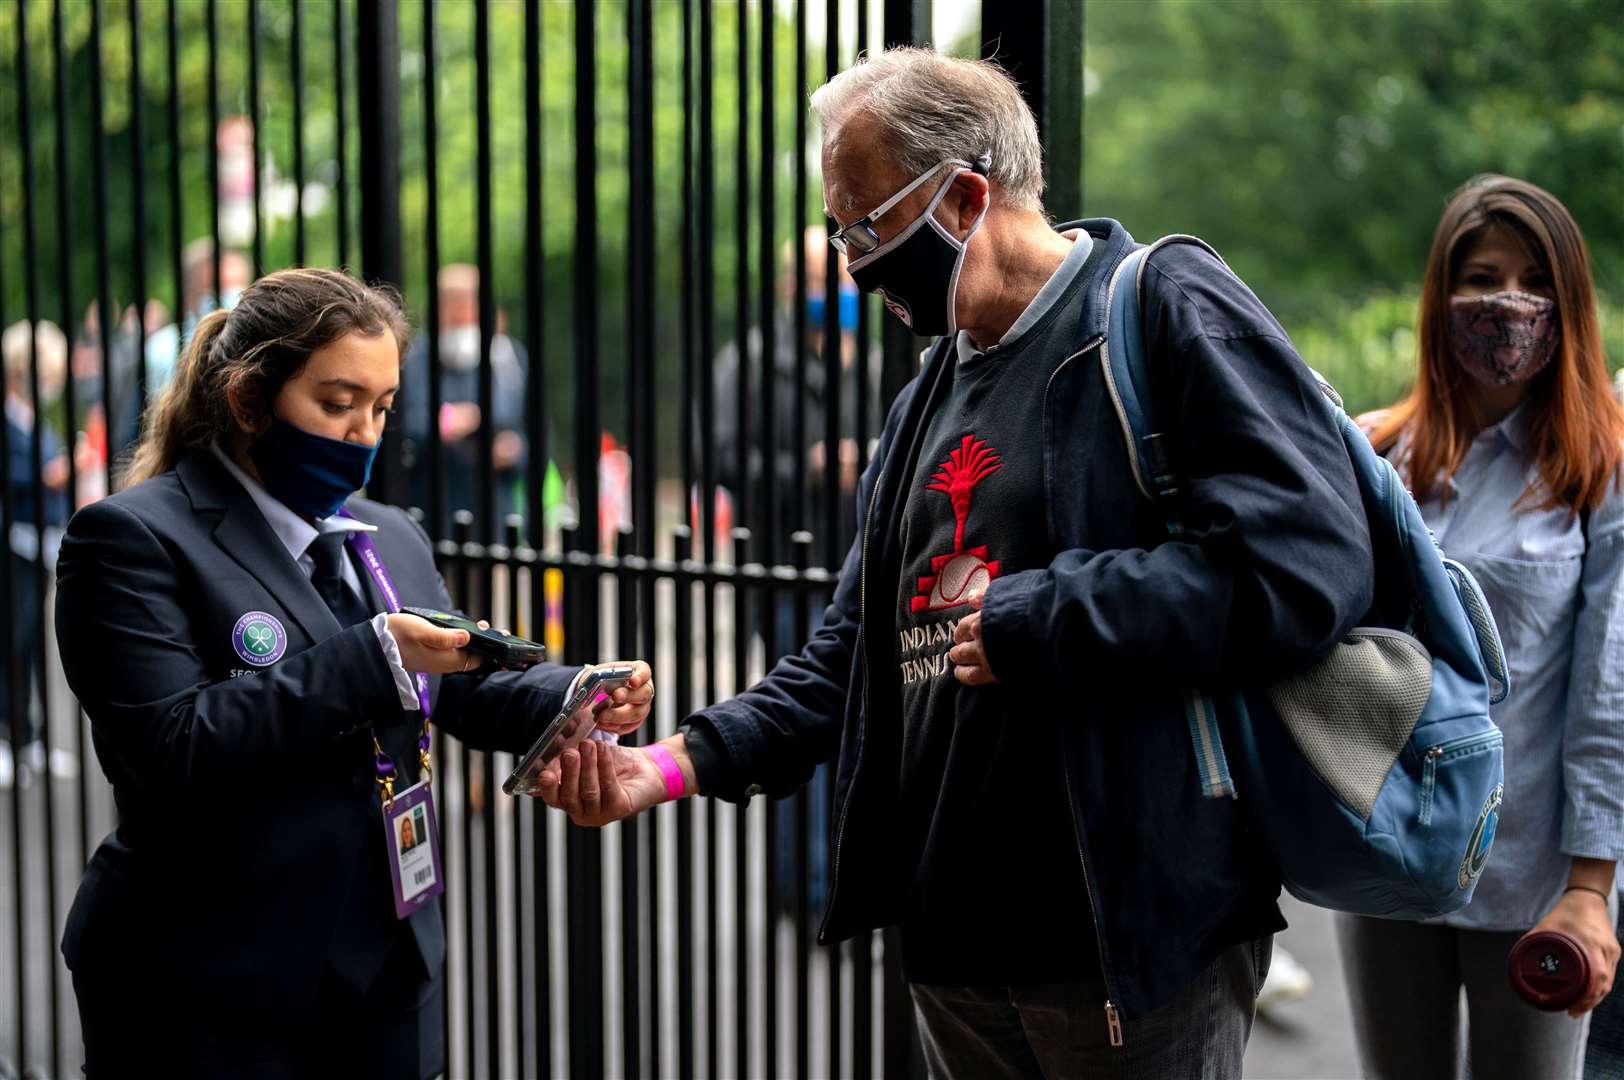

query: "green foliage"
left=1083, top=0, right=1624, bottom=413
left=1291, top=291, right=1422, bottom=419
left=1, top=0, right=1620, bottom=473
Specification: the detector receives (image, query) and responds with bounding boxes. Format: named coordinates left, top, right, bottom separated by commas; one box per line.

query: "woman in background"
left=1345, top=174, right=1624, bottom=1078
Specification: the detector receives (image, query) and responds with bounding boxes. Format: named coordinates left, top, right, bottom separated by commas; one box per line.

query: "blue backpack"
left=1104, top=235, right=1510, bottom=920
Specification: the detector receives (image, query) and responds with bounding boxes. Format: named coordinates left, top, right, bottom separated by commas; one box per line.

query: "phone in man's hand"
left=502, top=665, right=638, bottom=796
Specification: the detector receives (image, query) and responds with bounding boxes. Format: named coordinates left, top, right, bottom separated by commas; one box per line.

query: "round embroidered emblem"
left=232, top=611, right=288, bottom=667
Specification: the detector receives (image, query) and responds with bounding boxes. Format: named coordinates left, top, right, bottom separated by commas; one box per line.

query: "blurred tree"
left=1, top=0, right=1619, bottom=454
left=1083, top=0, right=1624, bottom=411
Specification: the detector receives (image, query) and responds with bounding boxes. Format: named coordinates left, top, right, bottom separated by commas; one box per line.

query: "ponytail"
left=125, top=310, right=231, bottom=485
left=120, top=268, right=411, bottom=487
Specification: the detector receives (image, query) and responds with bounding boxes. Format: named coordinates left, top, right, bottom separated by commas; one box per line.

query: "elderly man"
left=540, top=47, right=1372, bottom=1076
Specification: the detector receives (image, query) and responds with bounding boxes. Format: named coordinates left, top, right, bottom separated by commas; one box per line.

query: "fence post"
left=355, top=0, right=405, bottom=504
left=877, top=0, right=933, bottom=419
left=981, top=0, right=1083, bottom=217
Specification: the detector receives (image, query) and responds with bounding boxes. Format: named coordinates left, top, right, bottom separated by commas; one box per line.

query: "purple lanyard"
left=337, top=510, right=433, bottom=794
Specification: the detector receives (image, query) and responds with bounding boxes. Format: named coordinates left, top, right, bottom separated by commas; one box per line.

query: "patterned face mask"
left=1448, top=290, right=1560, bottom=387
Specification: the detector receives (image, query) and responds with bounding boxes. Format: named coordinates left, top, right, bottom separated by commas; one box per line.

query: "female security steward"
left=55, top=268, right=653, bottom=1077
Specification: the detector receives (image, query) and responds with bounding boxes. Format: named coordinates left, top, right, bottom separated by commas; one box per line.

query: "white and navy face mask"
left=839, top=157, right=989, bottom=338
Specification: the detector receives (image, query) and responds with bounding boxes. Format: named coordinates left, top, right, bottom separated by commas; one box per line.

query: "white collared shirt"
left=212, top=447, right=420, bottom=711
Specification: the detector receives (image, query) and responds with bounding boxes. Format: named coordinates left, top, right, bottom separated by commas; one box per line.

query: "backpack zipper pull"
left=1105, top=1000, right=1124, bottom=1047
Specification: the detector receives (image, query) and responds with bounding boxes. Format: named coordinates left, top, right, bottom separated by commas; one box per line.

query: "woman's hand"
left=584, top=660, right=655, bottom=735
left=533, top=735, right=692, bottom=826
left=1531, top=885, right=1621, bottom=1017
left=385, top=612, right=486, bottom=675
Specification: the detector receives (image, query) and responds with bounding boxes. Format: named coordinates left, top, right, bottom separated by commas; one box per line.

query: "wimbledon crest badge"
left=232, top=611, right=288, bottom=667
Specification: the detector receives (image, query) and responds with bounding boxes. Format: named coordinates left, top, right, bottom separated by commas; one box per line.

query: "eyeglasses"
left=827, top=157, right=977, bottom=257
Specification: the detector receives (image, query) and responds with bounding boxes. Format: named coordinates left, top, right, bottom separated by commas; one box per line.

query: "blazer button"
left=744, top=783, right=763, bottom=798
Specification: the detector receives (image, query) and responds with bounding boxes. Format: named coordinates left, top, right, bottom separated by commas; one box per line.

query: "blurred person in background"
left=711, top=225, right=873, bottom=916
left=111, top=237, right=254, bottom=433
left=178, top=237, right=252, bottom=350
left=711, top=225, right=872, bottom=554
left=71, top=299, right=175, bottom=494
left=2, top=319, right=78, bottom=787
left=1348, top=174, right=1624, bottom=1079
left=401, top=263, right=528, bottom=537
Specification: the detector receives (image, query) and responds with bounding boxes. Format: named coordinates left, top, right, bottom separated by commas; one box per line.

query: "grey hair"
left=809, top=47, right=1046, bottom=212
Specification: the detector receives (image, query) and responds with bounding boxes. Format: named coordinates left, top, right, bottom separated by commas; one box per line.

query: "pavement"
left=1244, top=896, right=1363, bottom=1079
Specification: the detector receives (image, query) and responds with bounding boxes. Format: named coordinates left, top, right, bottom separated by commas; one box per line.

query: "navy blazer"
left=54, top=449, right=574, bottom=1027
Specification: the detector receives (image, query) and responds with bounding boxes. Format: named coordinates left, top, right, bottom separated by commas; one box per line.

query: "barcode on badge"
left=414, top=867, right=434, bottom=887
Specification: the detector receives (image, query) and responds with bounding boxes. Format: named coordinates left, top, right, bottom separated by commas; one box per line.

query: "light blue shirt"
left=212, top=447, right=420, bottom=712
left=1407, top=407, right=1624, bottom=929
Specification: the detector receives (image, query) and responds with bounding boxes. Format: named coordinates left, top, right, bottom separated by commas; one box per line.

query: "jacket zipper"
left=818, top=422, right=889, bottom=944
left=1046, top=339, right=1126, bottom=1048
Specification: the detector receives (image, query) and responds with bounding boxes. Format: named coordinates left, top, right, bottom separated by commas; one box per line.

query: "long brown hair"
left=1370, top=175, right=1624, bottom=515
left=127, top=268, right=411, bottom=484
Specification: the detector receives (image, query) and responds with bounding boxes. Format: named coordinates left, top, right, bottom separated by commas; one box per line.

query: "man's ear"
left=947, top=171, right=991, bottom=235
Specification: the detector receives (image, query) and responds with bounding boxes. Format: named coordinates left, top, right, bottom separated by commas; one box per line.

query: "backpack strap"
left=1102, top=234, right=1238, bottom=800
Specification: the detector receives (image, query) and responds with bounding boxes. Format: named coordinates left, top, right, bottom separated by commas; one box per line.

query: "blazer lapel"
left=176, top=451, right=341, bottom=644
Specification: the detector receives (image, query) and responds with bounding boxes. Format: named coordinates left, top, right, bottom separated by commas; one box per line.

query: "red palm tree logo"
left=913, top=435, right=1003, bottom=613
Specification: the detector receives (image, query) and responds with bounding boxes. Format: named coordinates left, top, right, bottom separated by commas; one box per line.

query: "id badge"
left=383, top=779, right=445, bottom=920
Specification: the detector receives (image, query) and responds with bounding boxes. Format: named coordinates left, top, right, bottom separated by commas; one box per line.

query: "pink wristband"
left=647, top=744, right=686, bottom=802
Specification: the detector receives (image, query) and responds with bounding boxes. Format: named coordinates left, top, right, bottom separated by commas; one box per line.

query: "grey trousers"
left=909, top=937, right=1271, bottom=1080
left=1336, top=912, right=1590, bottom=1080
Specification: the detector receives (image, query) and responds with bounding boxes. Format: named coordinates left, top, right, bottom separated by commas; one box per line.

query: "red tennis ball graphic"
left=911, top=436, right=1003, bottom=613
left=929, top=551, right=993, bottom=608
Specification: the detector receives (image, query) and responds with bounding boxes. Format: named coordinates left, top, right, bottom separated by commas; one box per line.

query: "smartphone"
left=503, top=664, right=639, bottom=796
left=400, top=606, right=548, bottom=669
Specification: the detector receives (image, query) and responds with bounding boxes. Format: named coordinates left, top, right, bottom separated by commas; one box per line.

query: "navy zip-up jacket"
left=681, top=219, right=1374, bottom=1033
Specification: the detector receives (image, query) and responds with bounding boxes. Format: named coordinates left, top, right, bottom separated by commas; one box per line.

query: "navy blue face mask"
left=247, top=415, right=380, bottom=519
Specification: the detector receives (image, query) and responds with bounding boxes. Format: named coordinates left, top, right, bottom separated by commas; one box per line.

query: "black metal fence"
left=0, top=1, right=1081, bottom=1076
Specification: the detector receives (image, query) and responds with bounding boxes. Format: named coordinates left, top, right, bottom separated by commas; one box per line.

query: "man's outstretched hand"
left=532, top=736, right=695, bottom=827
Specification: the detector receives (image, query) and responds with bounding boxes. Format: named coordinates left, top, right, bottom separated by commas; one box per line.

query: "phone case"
left=503, top=667, right=637, bottom=795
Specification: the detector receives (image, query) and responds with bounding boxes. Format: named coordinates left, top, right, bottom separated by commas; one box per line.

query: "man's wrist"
left=648, top=734, right=699, bottom=799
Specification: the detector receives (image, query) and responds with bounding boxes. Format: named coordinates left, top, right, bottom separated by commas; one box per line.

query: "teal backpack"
left=1104, top=235, right=1510, bottom=919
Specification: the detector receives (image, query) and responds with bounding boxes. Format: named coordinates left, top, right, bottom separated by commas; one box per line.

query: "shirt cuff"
left=1562, top=809, right=1624, bottom=866
left=677, top=718, right=736, bottom=800
left=372, top=612, right=422, bottom=712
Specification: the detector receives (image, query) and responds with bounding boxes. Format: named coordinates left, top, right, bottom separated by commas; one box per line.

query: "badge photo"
left=232, top=611, right=288, bottom=667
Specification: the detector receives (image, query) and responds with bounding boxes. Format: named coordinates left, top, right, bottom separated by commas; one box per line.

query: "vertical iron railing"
left=0, top=1, right=1089, bottom=1075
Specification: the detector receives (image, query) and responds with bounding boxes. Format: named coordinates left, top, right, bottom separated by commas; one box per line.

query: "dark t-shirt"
left=891, top=245, right=1103, bottom=987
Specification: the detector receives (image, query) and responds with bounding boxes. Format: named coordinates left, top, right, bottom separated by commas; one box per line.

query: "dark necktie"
left=307, top=532, right=375, bottom=629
